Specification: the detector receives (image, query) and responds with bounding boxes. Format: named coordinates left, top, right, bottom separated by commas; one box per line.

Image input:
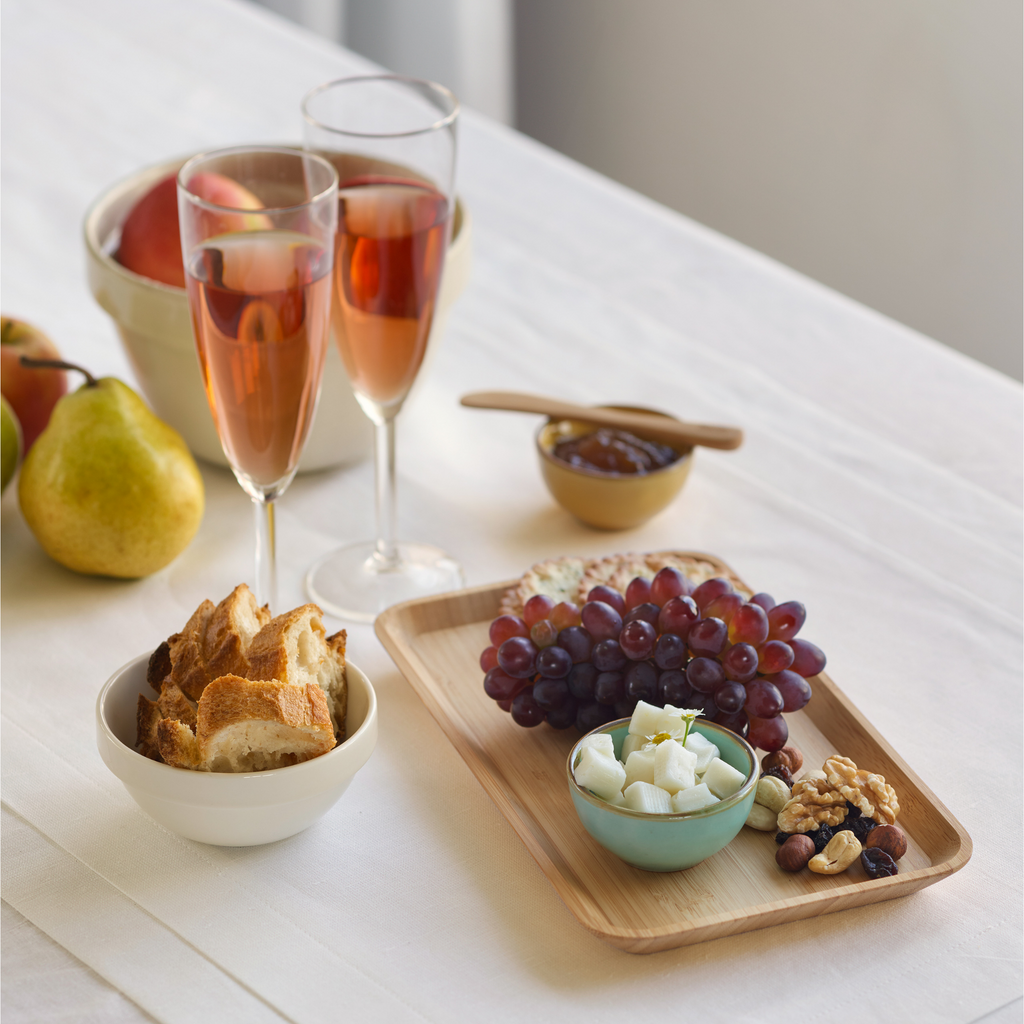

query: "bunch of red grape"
left=479, top=568, right=826, bottom=751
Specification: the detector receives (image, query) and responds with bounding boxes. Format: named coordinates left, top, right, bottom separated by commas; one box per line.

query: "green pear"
left=1, top=394, right=22, bottom=493
left=18, top=361, right=204, bottom=578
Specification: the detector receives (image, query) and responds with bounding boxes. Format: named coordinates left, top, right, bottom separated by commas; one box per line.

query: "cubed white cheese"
left=573, top=746, right=626, bottom=802
left=670, top=782, right=720, bottom=814
left=623, top=748, right=657, bottom=789
left=628, top=700, right=666, bottom=736
left=623, top=781, right=674, bottom=814
left=684, top=731, right=720, bottom=774
left=620, top=733, right=646, bottom=760
left=653, top=739, right=697, bottom=795
left=579, top=732, right=615, bottom=759
left=702, top=756, right=748, bottom=799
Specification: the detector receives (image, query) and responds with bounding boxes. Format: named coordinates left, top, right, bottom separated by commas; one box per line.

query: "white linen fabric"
left=2, top=0, right=1021, bottom=1022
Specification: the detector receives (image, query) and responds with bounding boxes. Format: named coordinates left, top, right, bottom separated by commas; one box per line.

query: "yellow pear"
left=18, top=362, right=204, bottom=577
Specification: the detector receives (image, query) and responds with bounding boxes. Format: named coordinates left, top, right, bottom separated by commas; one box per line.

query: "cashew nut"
left=808, top=831, right=863, bottom=874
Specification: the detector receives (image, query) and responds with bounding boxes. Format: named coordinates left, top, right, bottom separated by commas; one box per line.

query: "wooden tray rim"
left=375, top=556, right=973, bottom=949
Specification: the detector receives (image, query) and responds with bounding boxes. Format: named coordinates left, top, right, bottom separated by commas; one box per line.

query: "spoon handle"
left=459, top=391, right=743, bottom=451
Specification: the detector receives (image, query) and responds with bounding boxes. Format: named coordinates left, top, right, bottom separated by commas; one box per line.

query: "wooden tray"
left=375, top=554, right=971, bottom=953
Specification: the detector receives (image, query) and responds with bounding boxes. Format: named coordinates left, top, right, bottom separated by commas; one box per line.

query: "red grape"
left=790, top=638, right=826, bottom=677
left=623, top=602, right=661, bottom=627
left=773, top=669, right=812, bottom=712
left=653, top=632, right=686, bottom=670
left=757, top=639, right=794, bottom=674
left=691, top=692, right=718, bottom=718
left=489, top=615, right=529, bottom=646
left=523, top=593, right=556, bottom=627
left=497, top=698, right=512, bottom=712
left=497, top=636, right=538, bottom=678
left=511, top=688, right=545, bottom=727
left=620, top=619, right=656, bottom=660
left=688, top=617, right=728, bottom=657
left=615, top=697, right=639, bottom=719
left=557, top=626, right=593, bottom=664
left=767, top=601, right=806, bottom=642
left=550, top=601, right=581, bottom=629
left=576, top=701, right=614, bottom=733
left=594, top=671, right=626, bottom=706
left=484, top=668, right=526, bottom=702
left=657, top=595, right=699, bottom=638
left=750, top=592, right=775, bottom=612
left=624, top=660, right=658, bottom=701
left=581, top=601, right=623, bottom=642
left=567, top=662, right=598, bottom=700
left=479, top=646, right=498, bottom=673
left=704, top=592, right=743, bottom=625
left=546, top=700, right=579, bottom=729
left=587, top=585, right=625, bottom=614
left=747, top=713, right=789, bottom=751
left=714, top=709, right=749, bottom=737
left=532, top=677, right=571, bottom=710
left=686, top=656, right=725, bottom=693
left=530, top=620, right=559, bottom=648
left=692, top=577, right=734, bottom=613
left=721, top=642, right=759, bottom=683
left=729, top=603, right=769, bottom=646
left=713, top=680, right=746, bottom=713
left=624, top=576, right=652, bottom=610
left=659, top=669, right=692, bottom=705
left=743, top=677, right=784, bottom=718
left=592, top=638, right=627, bottom=672
left=537, top=645, right=573, bottom=678
left=650, top=567, right=690, bottom=605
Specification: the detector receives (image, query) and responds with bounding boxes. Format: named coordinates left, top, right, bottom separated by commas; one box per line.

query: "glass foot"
left=306, top=540, right=465, bottom=623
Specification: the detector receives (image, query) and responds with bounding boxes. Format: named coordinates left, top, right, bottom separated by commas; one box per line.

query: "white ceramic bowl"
left=83, top=153, right=472, bottom=472
left=96, top=652, right=378, bottom=846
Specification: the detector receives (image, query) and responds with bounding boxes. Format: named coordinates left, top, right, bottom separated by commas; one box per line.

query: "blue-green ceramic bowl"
left=567, top=719, right=758, bottom=871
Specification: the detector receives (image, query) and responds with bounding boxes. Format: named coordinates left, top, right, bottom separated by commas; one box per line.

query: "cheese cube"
left=684, top=731, right=720, bottom=774
left=703, top=756, right=748, bottom=799
left=573, top=746, right=626, bottom=802
left=623, top=781, right=673, bottom=814
left=580, top=733, right=615, bottom=759
left=670, top=782, right=720, bottom=814
left=628, top=701, right=666, bottom=737
left=623, top=748, right=657, bottom=789
left=653, top=739, right=697, bottom=795
left=620, top=733, right=647, bottom=760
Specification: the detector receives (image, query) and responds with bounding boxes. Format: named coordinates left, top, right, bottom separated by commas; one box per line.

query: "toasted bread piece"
left=147, top=641, right=172, bottom=694
left=157, top=718, right=204, bottom=770
left=196, top=676, right=336, bottom=772
left=169, top=586, right=270, bottom=702
left=318, top=629, right=348, bottom=742
left=245, top=604, right=327, bottom=689
left=136, top=681, right=200, bottom=761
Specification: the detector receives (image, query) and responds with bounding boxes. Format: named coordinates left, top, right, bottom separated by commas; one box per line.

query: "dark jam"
left=552, top=428, right=680, bottom=475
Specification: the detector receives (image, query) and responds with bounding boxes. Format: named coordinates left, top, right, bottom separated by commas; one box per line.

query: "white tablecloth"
left=2, top=1, right=1021, bottom=1021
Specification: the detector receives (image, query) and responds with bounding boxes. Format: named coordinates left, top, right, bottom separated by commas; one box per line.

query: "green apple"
left=1, top=395, right=22, bottom=493
left=18, top=365, right=204, bottom=578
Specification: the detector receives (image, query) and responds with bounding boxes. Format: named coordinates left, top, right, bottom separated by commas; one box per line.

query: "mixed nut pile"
left=744, top=746, right=905, bottom=880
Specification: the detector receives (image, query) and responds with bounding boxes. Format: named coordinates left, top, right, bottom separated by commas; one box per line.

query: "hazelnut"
left=864, top=823, right=907, bottom=861
left=776, top=834, right=815, bottom=872
left=762, top=745, right=804, bottom=776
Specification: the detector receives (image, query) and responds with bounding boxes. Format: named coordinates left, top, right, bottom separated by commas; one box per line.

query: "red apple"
left=0, top=317, right=68, bottom=450
left=117, top=171, right=270, bottom=289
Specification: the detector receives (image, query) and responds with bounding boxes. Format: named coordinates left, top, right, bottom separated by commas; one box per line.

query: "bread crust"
left=245, top=604, right=325, bottom=686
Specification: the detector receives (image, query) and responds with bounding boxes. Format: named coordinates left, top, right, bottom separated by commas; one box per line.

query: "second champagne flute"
left=178, top=146, right=338, bottom=611
left=302, top=75, right=464, bottom=622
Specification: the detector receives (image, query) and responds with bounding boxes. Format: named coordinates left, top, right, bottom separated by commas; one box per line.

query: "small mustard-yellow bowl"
left=536, top=407, right=694, bottom=530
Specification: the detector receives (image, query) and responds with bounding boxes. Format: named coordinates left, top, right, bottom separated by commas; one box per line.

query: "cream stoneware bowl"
left=84, top=153, right=472, bottom=472
left=97, top=652, right=378, bottom=846
left=567, top=719, right=757, bottom=871
left=536, top=407, right=694, bottom=530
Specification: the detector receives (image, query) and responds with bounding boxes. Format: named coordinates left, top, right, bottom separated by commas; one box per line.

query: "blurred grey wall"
left=249, top=0, right=1022, bottom=380
left=516, top=0, right=1023, bottom=380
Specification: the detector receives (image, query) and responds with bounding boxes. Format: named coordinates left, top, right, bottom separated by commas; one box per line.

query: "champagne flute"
left=177, top=146, right=338, bottom=611
left=302, top=75, right=464, bottom=622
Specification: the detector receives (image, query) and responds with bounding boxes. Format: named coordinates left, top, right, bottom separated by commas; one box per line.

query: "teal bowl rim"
left=566, top=717, right=758, bottom=820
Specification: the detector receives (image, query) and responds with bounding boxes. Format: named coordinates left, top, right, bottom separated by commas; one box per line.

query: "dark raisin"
left=775, top=831, right=794, bottom=846
left=811, top=824, right=834, bottom=854
left=844, top=801, right=862, bottom=820
left=848, top=815, right=878, bottom=842
left=762, top=765, right=793, bottom=786
left=861, top=848, right=898, bottom=878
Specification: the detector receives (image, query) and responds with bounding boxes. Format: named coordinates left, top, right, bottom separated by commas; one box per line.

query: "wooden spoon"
left=459, top=391, right=743, bottom=451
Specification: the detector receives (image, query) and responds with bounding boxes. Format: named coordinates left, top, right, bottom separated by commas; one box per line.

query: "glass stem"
left=254, top=496, right=277, bottom=611
left=373, top=413, right=399, bottom=569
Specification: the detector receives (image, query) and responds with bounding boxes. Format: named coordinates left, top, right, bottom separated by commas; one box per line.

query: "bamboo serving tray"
left=375, top=554, right=971, bottom=953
